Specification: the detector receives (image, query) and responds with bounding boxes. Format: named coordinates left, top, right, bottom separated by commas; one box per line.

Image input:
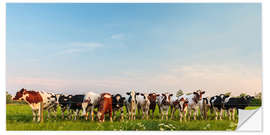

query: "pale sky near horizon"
left=6, top=3, right=262, bottom=97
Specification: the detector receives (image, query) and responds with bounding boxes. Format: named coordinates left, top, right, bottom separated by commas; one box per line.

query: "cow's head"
left=126, top=90, right=139, bottom=104
left=161, top=93, right=173, bottom=105
left=179, top=97, right=189, bottom=112
left=112, top=94, right=125, bottom=108
left=140, top=93, right=150, bottom=104
left=193, top=89, right=205, bottom=101
left=13, top=88, right=27, bottom=101
left=244, top=95, right=255, bottom=103
left=148, top=93, right=159, bottom=104
left=220, top=94, right=230, bottom=101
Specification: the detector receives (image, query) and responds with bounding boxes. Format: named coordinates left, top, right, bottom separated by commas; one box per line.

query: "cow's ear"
left=201, top=91, right=205, bottom=94
left=122, top=97, right=126, bottom=100
left=170, top=94, right=173, bottom=97
left=126, top=92, right=130, bottom=95
left=162, top=93, right=165, bottom=96
left=140, top=93, right=144, bottom=96
left=136, top=93, right=140, bottom=95
left=193, top=92, right=197, bottom=95
left=156, top=94, right=160, bottom=96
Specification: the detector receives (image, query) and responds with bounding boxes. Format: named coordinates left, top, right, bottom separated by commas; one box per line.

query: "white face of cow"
left=130, top=91, right=136, bottom=103
left=162, top=93, right=173, bottom=105
left=126, top=90, right=139, bottom=104
left=141, top=93, right=150, bottom=103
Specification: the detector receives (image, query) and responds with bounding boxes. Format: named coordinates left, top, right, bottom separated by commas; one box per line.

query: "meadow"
left=6, top=104, right=262, bottom=131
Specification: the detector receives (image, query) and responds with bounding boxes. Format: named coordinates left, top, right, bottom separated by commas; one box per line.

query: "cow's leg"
left=133, top=107, right=137, bottom=120
left=171, top=107, right=175, bottom=120
left=166, top=109, right=169, bottom=120
left=146, top=108, right=149, bottom=120
left=152, top=108, right=155, bottom=119
left=120, top=107, right=124, bottom=120
left=32, top=110, right=37, bottom=122
left=179, top=109, right=182, bottom=122
left=188, top=109, right=192, bottom=121
left=219, top=109, right=223, bottom=120
left=61, top=107, right=65, bottom=119
left=110, top=108, right=113, bottom=122
left=214, top=108, right=218, bottom=120
left=91, top=106, right=95, bottom=121
left=161, top=109, right=164, bottom=120
left=227, top=109, right=231, bottom=120
left=53, top=107, right=57, bottom=119
left=47, top=109, right=51, bottom=120
left=113, top=109, right=116, bottom=120
left=193, top=109, right=197, bottom=120
left=232, top=108, right=236, bottom=121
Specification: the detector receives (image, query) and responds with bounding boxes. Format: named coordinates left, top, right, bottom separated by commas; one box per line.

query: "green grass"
left=6, top=104, right=251, bottom=131
left=245, top=106, right=260, bottom=110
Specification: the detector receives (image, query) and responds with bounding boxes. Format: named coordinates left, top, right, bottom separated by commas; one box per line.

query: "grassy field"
left=6, top=104, right=259, bottom=131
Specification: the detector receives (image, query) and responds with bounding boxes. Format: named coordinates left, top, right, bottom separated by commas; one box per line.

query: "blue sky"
left=6, top=3, right=261, bottom=96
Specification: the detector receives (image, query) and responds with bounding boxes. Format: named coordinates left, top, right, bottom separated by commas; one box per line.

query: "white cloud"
left=56, top=42, right=103, bottom=55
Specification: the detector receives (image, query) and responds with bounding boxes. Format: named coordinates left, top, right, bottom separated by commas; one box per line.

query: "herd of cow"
left=12, top=88, right=254, bottom=123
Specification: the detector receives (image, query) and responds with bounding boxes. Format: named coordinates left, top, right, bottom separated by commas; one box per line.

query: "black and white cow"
left=112, top=94, right=126, bottom=120
left=137, top=93, right=151, bottom=120
left=125, top=90, right=140, bottom=120
left=56, top=94, right=72, bottom=119
left=210, top=94, right=229, bottom=120
left=68, top=95, right=85, bottom=120
left=223, top=95, right=255, bottom=120
left=157, top=93, right=173, bottom=120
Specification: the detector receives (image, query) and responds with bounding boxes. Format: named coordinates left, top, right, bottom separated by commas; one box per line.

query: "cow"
left=223, top=95, right=254, bottom=121
left=56, top=94, right=72, bottom=119
left=148, top=93, right=160, bottom=119
left=210, top=94, right=229, bottom=120
left=180, top=90, right=205, bottom=120
left=112, top=94, right=126, bottom=120
left=67, top=95, right=85, bottom=120
left=81, top=92, right=101, bottom=121
left=97, top=93, right=113, bottom=122
left=125, top=90, right=140, bottom=120
left=137, top=93, right=151, bottom=120
left=12, top=88, right=58, bottom=122
left=157, top=93, right=173, bottom=120
left=170, top=96, right=189, bottom=122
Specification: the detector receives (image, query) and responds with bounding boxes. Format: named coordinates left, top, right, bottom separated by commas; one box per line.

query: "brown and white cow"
left=157, top=93, right=173, bottom=120
left=12, top=88, right=58, bottom=122
left=97, top=93, right=113, bottom=122
left=180, top=89, right=205, bottom=120
left=170, top=97, right=189, bottom=122
left=148, top=93, right=160, bottom=119
left=137, top=93, right=151, bottom=120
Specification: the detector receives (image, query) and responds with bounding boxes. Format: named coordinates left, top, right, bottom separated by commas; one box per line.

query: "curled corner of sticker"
left=236, top=107, right=262, bottom=131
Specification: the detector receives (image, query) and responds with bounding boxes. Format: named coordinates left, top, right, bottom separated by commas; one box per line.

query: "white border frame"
left=1, top=1, right=268, bottom=135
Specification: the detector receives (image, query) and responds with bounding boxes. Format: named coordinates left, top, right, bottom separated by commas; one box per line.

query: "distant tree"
left=176, top=89, right=184, bottom=97
left=240, top=93, right=247, bottom=97
left=6, top=92, right=12, bottom=104
left=255, top=92, right=262, bottom=99
left=224, top=92, right=231, bottom=96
